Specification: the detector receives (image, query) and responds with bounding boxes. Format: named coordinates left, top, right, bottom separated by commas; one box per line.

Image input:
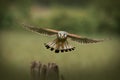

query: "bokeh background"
left=0, top=0, right=120, bottom=80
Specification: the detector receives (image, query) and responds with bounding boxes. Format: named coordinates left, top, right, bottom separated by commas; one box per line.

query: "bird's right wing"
left=22, top=23, right=59, bottom=36
left=68, top=33, right=104, bottom=43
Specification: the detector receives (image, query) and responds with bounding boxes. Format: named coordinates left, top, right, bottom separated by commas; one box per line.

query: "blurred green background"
left=0, top=0, right=120, bottom=80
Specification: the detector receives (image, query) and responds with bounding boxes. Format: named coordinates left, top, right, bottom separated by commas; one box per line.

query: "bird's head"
left=57, top=31, right=68, bottom=39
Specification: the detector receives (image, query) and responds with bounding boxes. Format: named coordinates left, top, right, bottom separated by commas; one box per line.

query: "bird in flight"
left=22, top=23, right=104, bottom=53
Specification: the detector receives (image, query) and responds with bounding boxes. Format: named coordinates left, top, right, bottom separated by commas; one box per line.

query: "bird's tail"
left=44, top=39, right=75, bottom=53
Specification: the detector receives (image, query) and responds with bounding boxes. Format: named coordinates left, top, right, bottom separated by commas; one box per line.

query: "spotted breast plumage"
left=22, top=23, right=104, bottom=53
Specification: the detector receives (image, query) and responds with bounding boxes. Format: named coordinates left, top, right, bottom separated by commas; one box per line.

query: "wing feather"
left=68, top=33, right=104, bottom=43
left=22, top=23, right=59, bottom=36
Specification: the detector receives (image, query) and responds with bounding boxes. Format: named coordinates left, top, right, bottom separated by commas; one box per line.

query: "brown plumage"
left=22, top=23, right=104, bottom=53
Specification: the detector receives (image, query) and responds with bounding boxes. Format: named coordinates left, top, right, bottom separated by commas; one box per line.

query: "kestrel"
left=22, top=23, right=104, bottom=53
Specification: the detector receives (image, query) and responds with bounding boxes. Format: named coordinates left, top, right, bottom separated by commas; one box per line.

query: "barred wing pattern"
left=68, top=33, right=104, bottom=43
left=22, top=23, right=59, bottom=36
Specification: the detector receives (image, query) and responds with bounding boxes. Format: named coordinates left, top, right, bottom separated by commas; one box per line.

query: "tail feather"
left=44, top=39, right=75, bottom=53
left=64, top=41, right=75, bottom=51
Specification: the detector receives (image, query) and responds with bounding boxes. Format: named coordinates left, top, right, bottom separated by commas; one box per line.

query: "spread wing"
left=68, top=33, right=104, bottom=43
left=22, top=23, right=59, bottom=36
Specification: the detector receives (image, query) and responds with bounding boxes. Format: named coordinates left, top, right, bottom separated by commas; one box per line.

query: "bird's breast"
left=57, top=37, right=67, bottom=42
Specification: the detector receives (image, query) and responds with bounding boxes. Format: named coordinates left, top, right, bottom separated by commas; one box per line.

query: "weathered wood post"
left=31, top=61, right=64, bottom=80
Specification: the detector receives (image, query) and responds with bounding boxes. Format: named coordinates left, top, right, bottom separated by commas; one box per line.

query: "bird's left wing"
left=22, top=23, right=59, bottom=36
left=68, top=33, right=104, bottom=43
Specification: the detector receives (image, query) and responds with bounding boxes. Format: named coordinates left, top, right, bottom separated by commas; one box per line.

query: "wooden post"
left=30, top=61, right=64, bottom=80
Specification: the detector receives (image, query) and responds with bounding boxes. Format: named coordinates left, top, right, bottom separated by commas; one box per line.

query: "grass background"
left=0, top=0, right=120, bottom=80
left=1, top=30, right=120, bottom=80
